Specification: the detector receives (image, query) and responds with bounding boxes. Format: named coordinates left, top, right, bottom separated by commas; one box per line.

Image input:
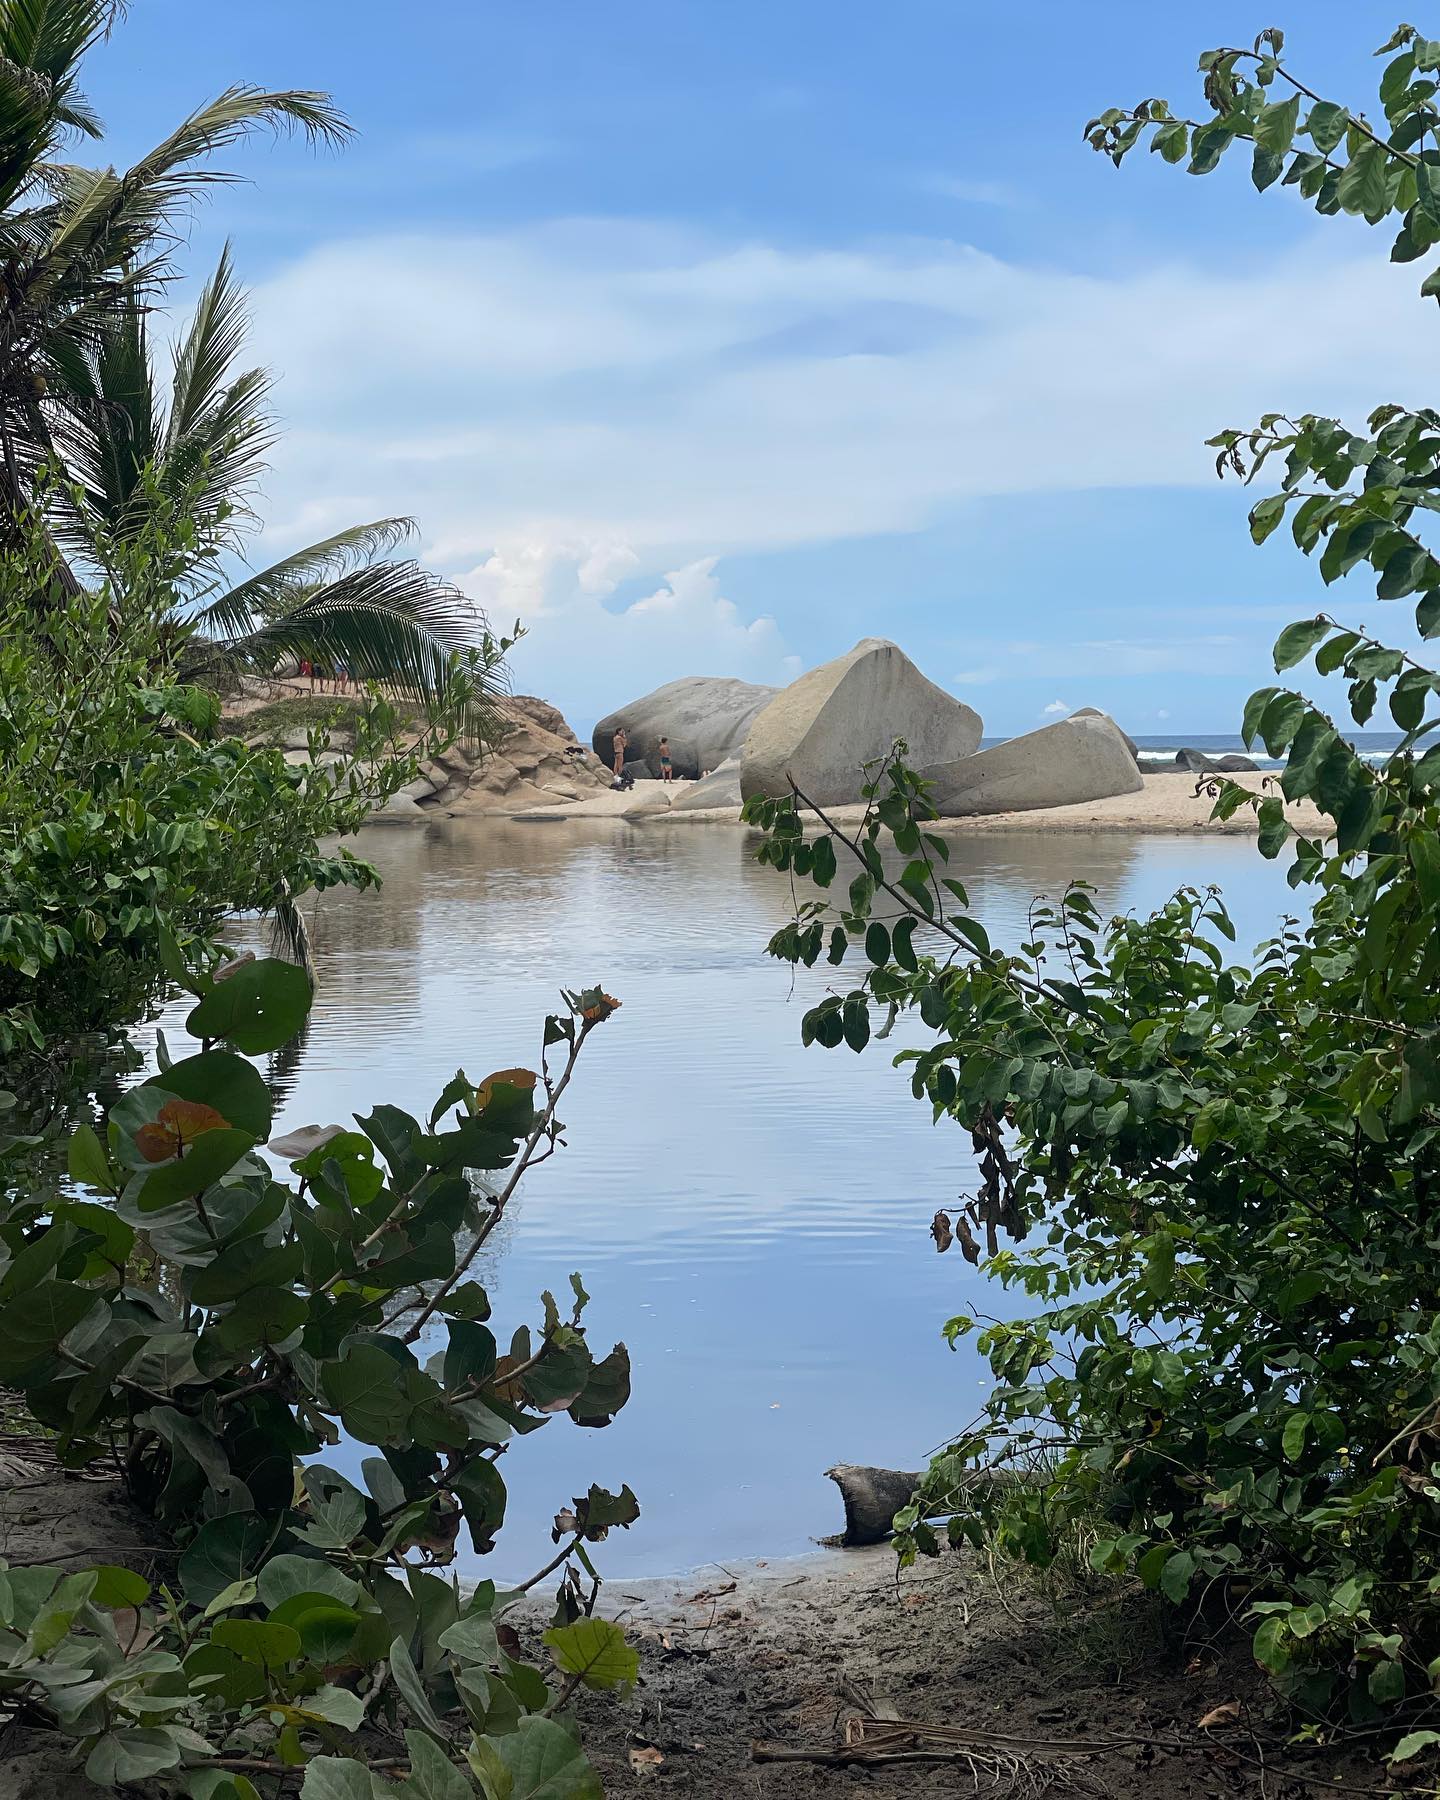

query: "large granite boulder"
left=740, top=638, right=982, bottom=807
left=1071, top=706, right=1140, bottom=765
left=593, top=678, right=780, bottom=781
left=920, top=712, right=1143, bottom=817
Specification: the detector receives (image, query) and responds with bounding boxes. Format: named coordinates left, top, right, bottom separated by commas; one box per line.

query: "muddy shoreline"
left=547, top=1546, right=1385, bottom=1797
left=0, top=1466, right=1388, bottom=1798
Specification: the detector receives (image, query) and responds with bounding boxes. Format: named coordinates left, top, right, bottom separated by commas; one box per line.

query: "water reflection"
left=142, top=819, right=1296, bottom=1580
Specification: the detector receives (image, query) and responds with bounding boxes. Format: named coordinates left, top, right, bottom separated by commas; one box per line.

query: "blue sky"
left=84, top=2, right=1435, bottom=733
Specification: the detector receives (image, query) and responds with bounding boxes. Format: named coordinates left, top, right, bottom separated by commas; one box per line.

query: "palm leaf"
left=165, top=241, right=250, bottom=446
left=187, top=559, right=508, bottom=742
left=191, top=519, right=417, bottom=640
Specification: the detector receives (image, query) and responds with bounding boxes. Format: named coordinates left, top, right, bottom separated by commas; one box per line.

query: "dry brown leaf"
left=930, top=1210, right=953, bottom=1253
left=113, top=1608, right=157, bottom=1657
left=628, top=1745, right=665, bottom=1777
left=1197, top=1701, right=1241, bottom=1729
left=954, top=1216, right=981, bottom=1265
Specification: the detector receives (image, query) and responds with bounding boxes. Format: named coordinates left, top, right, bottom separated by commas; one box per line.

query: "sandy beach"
left=501, top=770, right=1329, bottom=836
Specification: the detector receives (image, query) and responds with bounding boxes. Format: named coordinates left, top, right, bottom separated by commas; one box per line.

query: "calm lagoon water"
left=143, top=819, right=1300, bottom=1583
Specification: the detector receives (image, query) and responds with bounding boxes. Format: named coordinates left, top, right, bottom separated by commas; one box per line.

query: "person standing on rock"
left=658, top=737, right=673, bottom=782
left=611, top=724, right=628, bottom=778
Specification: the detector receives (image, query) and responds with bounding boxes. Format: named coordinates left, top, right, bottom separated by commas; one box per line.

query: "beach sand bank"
left=501, top=771, right=1328, bottom=836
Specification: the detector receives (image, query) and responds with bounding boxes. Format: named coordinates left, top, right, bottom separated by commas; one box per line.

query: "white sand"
left=501, top=771, right=1328, bottom=836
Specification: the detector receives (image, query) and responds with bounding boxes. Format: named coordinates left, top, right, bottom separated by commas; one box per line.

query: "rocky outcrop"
left=919, top=712, right=1143, bottom=817
left=593, top=678, right=781, bottom=780
left=1071, top=706, right=1140, bottom=765
left=450, top=695, right=612, bottom=814
left=1174, top=748, right=1259, bottom=774
left=740, top=638, right=982, bottom=807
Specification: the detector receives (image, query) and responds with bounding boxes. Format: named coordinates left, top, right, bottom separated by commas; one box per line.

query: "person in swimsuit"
left=612, top=724, right=628, bottom=777
left=658, top=737, right=673, bottom=782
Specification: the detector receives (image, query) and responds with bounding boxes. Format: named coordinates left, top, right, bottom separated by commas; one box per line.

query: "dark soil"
left=0, top=1470, right=1393, bottom=1798
left=548, top=1549, right=1390, bottom=1799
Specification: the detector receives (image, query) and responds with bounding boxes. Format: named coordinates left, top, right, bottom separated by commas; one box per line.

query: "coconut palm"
left=56, top=247, right=504, bottom=726
left=0, top=1, right=348, bottom=533
left=0, top=0, right=503, bottom=722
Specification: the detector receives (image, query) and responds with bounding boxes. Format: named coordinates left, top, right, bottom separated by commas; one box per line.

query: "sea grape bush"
left=0, top=495, right=486, bottom=1065
left=744, top=22, right=1440, bottom=1748
left=0, top=944, right=634, bottom=1796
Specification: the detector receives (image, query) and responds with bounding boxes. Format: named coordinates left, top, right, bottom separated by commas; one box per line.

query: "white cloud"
left=457, top=544, right=792, bottom=726
left=237, top=220, right=1440, bottom=709
left=1157, top=708, right=1171, bottom=720
left=1042, top=699, right=1071, bottom=716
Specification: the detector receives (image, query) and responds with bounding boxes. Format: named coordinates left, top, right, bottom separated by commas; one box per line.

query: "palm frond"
left=25, top=88, right=351, bottom=322
left=189, top=559, right=507, bottom=741
left=191, top=519, right=417, bottom=640
left=65, top=290, right=152, bottom=525
left=165, top=241, right=250, bottom=446
left=267, top=883, right=312, bottom=971
left=0, top=0, right=113, bottom=82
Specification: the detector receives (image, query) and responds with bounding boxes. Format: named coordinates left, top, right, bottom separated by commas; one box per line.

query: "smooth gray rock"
left=669, top=756, right=743, bottom=811
left=740, top=638, right=983, bottom=807
left=1071, top=706, right=1140, bottom=765
left=593, top=677, right=781, bottom=780
left=369, top=791, right=427, bottom=823
left=920, top=712, right=1143, bottom=816
left=1174, top=747, right=1258, bottom=774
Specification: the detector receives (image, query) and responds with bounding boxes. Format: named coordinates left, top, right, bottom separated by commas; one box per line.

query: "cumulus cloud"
left=456, top=543, right=792, bottom=727
left=235, top=219, right=1440, bottom=710
left=1042, top=699, right=1071, bottom=716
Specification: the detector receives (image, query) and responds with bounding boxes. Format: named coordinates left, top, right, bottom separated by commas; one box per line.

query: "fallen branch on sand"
left=752, top=1713, right=1112, bottom=1792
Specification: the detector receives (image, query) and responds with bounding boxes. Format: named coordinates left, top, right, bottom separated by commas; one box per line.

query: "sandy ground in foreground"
left=503, top=771, right=1329, bottom=836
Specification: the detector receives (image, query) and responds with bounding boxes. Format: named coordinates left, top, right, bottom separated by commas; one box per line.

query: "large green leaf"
left=322, top=1344, right=413, bottom=1444
left=474, top=1715, right=603, bottom=1799
left=136, top=1127, right=256, bottom=1209
left=403, top=1732, right=473, bottom=1800
left=186, top=959, right=312, bottom=1054
left=143, top=1050, right=273, bottom=1140
left=453, top=1459, right=507, bottom=1554
left=85, top=1729, right=183, bottom=1786
left=542, top=1616, right=638, bottom=1691
left=179, top=1513, right=272, bottom=1608
left=257, top=1554, right=360, bottom=1611
left=0, top=1280, right=99, bottom=1375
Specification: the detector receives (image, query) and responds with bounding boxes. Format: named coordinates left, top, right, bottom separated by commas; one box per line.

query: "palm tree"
left=0, top=0, right=503, bottom=724
left=56, top=247, right=505, bottom=729
left=0, top=2, right=345, bottom=525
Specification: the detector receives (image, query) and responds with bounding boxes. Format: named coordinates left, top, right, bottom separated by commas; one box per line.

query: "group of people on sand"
left=609, top=725, right=674, bottom=784
left=298, top=658, right=355, bottom=695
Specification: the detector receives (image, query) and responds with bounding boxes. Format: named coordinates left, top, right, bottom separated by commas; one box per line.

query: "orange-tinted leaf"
left=474, top=1068, right=538, bottom=1111
left=133, top=1098, right=231, bottom=1163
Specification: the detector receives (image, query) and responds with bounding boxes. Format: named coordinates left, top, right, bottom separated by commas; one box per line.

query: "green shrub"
left=0, top=500, right=457, bottom=1065
left=744, top=25, right=1440, bottom=1742
left=0, top=944, right=632, bottom=1794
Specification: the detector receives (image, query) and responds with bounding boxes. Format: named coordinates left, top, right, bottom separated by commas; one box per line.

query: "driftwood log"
left=823, top=1463, right=1023, bottom=1547
left=821, top=1465, right=922, bottom=1547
